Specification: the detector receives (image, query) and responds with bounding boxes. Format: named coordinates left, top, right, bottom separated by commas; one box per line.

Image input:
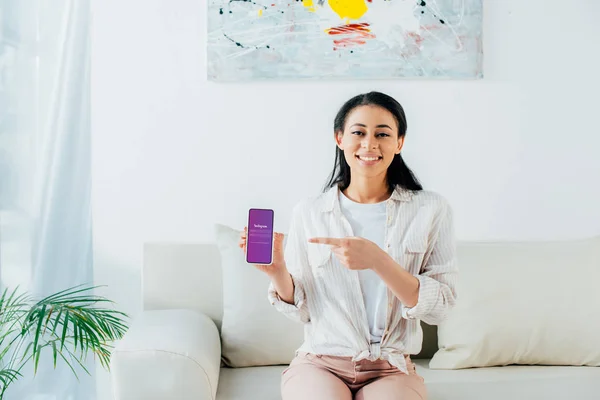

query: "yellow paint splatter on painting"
left=328, top=0, right=368, bottom=20
left=258, top=9, right=263, bottom=17
left=303, top=0, right=316, bottom=12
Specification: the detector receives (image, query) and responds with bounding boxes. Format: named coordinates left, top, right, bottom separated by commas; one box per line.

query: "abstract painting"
left=207, top=0, right=483, bottom=81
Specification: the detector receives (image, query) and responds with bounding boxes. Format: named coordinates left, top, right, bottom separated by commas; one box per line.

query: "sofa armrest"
left=111, top=309, right=221, bottom=400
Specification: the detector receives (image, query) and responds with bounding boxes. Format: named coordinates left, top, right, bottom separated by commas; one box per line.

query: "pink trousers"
left=281, top=352, right=427, bottom=400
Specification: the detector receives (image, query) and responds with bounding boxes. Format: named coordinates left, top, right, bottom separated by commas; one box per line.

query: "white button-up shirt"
left=268, top=185, right=458, bottom=374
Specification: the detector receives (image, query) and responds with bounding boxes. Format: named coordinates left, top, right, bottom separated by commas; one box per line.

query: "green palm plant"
left=0, top=284, right=129, bottom=399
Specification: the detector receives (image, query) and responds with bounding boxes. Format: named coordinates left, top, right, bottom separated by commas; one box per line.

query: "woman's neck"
left=342, top=177, right=391, bottom=204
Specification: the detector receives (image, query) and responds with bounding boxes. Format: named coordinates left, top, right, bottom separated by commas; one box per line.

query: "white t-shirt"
left=338, top=191, right=388, bottom=344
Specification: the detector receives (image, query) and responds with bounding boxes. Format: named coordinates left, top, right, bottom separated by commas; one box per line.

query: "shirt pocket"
left=398, top=210, right=432, bottom=273
left=307, top=244, right=332, bottom=277
left=404, top=231, right=428, bottom=253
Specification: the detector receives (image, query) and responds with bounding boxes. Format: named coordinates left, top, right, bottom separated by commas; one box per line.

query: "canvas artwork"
left=207, top=0, right=483, bottom=81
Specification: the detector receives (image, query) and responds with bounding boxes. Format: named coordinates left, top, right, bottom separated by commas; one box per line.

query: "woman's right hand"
left=239, top=227, right=287, bottom=277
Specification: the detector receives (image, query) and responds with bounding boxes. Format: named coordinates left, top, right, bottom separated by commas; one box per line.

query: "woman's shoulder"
left=291, top=186, right=337, bottom=215
left=411, top=189, right=452, bottom=211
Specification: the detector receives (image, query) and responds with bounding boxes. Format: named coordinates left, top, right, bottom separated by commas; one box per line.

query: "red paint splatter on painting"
left=406, top=32, right=424, bottom=47
left=326, top=23, right=376, bottom=49
left=326, top=23, right=372, bottom=36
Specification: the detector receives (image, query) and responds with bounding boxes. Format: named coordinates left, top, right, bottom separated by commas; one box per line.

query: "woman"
left=239, top=91, right=458, bottom=400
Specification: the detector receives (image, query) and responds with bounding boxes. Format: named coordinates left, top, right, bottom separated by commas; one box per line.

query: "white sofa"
left=111, top=232, right=600, bottom=400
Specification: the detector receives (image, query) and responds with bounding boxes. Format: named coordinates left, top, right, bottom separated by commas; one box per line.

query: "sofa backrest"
left=142, top=241, right=440, bottom=358
left=143, top=243, right=225, bottom=329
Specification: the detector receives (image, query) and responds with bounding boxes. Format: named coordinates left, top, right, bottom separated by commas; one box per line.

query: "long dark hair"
left=324, top=91, right=423, bottom=193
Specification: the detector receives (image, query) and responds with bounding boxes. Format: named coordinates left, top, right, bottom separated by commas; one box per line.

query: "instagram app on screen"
left=246, top=209, right=274, bottom=265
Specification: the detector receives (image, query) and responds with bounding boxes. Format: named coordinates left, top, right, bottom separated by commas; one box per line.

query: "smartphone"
left=246, top=208, right=275, bottom=265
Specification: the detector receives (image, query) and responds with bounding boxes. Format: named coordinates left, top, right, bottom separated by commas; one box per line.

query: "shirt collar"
left=319, top=184, right=415, bottom=213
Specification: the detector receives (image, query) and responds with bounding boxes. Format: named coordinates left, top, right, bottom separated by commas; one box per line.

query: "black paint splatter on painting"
left=419, top=1, right=426, bottom=16
left=219, top=0, right=268, bottom=16
left=221, top=34, right=273, bottom=50
left=218, top=0, right=273, bottom=50
left=223, top=33, right=245, bottom=48
left=231, top=0, right=264, bottom=6
left=221, top=33, right=273, bottom=50
left=418, top=0, right=448, bottom=26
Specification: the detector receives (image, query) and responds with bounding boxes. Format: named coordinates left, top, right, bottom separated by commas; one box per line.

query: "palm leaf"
left=49, top=340, right=56, bottom=369
left=0, top=284, right=129, bottom=395
left=0, top=368, right=22, bottom=389
left=55, top=348, right=80, bottom=381
left=60, top=310, right=69, bottom=351
left=32, top=304, right=47, bottom=365
left=33, top=344, right=42, bottom=374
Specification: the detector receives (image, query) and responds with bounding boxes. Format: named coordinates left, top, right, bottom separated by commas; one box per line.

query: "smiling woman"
left=240, top=91, right=458, bottom=400
left=325, top=91, right=422, bottom=195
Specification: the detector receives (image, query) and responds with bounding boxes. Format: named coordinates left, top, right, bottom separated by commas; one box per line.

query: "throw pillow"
left=214, top=223, right=304, bottom=367
left=430, top=236, right=600, bottom=369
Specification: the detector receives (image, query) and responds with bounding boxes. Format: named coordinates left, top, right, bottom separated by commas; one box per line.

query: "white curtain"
left=0, top=0, right=94, bottom=399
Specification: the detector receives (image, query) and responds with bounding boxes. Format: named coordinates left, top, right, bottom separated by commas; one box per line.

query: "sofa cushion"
left=431, top=236, right=600, bottom=369
left=214, top=224, right=304, bottom=367
left=216, top=360, right=600, bottom=400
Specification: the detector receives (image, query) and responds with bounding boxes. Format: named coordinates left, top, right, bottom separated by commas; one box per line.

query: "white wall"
left=91, top=0, right=600, bottom=398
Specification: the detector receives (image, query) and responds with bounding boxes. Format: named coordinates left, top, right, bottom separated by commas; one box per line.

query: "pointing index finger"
left=308, top=237, right=342, bottom=246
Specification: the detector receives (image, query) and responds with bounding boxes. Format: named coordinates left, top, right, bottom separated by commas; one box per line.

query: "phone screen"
left=246, top=208, right=275, bottom=265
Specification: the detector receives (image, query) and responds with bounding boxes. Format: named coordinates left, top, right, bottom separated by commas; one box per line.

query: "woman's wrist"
left=270, top=266, right=294, bottom=305
left=267, top=262, right=288, bottom=280
left=372, top=254, right=420, bottom=307
left=371, top=251, right=394, bottom=273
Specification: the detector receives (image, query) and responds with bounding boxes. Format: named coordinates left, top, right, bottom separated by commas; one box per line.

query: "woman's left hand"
left=308, top=236, right=388, bottom=270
